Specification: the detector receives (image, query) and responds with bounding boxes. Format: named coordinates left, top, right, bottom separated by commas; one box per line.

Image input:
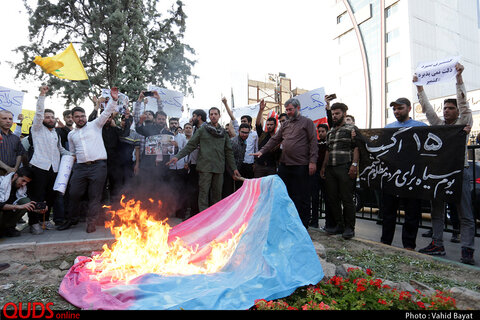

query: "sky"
left=0, top=0, right=335, bottom=122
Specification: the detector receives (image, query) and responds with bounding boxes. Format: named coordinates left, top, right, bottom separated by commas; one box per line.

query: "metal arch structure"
left=342, top=0, right=373, bottom=129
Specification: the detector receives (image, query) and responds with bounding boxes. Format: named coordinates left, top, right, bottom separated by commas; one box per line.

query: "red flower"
left=356, top=285, right=366, bottom=292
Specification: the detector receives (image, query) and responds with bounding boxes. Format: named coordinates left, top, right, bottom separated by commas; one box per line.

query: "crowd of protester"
left=0, top=63, right=476, bottom=266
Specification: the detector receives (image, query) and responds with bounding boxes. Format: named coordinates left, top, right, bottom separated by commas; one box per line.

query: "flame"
left=85, top=196, right=246, bottom=283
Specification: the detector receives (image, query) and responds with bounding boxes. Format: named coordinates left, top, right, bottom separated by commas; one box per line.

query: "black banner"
left=358, top=125, right=466, bottom=202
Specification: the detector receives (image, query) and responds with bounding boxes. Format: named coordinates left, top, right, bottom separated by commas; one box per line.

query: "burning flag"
left=59, top=175, right=324, bottom=310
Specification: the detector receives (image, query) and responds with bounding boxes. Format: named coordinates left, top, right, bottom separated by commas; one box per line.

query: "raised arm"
left=222, top=97, right=236, bottom=121
left=413, top=74, right=443, bottom=125
left=455, top=63, right=473, bottom=126
left=95, top=88, right=118, bottom=128
left=33, top=85, right=49, bottom=128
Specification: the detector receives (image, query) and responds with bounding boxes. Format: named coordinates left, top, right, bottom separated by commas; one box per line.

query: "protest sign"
left=413, top=56, right=460, bottom=86
left=11, top=109, right=35, bottom=135
left=293, top=87, right=328, bottom=123
left=101, top=89, right=130, bottom=114
left=232, top=103, right=259, bottom=119
left=0, top=86, right=25, bottom=122
left=358, top=125, right=466, bottom=202
left=146, top=86, right=184, bottom=118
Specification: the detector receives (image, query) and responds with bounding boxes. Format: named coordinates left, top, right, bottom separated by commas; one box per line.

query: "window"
left=386, top=79, right=401, bottom=94
left=386, top=2, right=399, bottom=18
left=386, top=28, right=399, bottom=42
left=337, top=12, right=347, bottom=24
left=386, top=53, right=400, bottom=67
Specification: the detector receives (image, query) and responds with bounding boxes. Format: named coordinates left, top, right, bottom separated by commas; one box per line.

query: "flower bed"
left=252, top=268, right=457, bottom=310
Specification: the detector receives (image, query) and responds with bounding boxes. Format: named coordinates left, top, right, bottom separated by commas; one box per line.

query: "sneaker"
left=461, top=247, right=475, bottom=265
left=30, top=223, right=44, bottom=235
left=418, top=241, right=445, bottom=256
left=43, top=221, right=55, bottom=230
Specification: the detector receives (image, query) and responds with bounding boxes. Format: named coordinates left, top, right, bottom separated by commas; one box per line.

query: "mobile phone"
left=144, top=91, right=154, bottom=97
left=34, top=202, right=47, bottom=210
left=327, top=94, right=337, bottom=100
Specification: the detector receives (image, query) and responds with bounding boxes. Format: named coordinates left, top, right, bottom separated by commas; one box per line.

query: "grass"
left=327, top=248, right=480, bottom=292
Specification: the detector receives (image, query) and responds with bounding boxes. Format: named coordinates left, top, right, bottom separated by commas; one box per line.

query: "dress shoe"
left=86, top=223, right=96, bottom=233
left=57, top=219, right=78, bottom=231
left=325, top=226, right=344, bottom=235
left=5, top=227, right=21, bottom=237
left=0, top=263, right=10, bottom=272
left=342, top=228, right=355, bottom=240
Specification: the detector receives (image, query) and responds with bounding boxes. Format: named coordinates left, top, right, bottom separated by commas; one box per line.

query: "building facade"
left=329, top=0, right=480, bottom=129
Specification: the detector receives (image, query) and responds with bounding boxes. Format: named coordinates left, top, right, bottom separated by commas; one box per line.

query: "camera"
left=143, top=91, right=154, bottom=97
left=34, top=202, right=47, bottom=210
left=326, top=93, right=337, bottom=100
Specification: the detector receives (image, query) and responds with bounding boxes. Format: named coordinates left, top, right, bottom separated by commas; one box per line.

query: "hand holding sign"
left=413, top=56, right=460, bottom=86
left=0, top=86, right=25, bottom=123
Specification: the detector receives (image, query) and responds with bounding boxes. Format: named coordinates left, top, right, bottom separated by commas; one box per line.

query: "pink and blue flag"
left=59, top=175, right=324, bottom=310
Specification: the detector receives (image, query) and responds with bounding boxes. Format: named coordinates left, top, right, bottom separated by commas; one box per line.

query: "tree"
left=13, top=0, right=197, bottom=107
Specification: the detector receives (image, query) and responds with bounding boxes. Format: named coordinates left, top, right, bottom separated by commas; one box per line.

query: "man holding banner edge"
left=414, top=63, right=476, bottom=265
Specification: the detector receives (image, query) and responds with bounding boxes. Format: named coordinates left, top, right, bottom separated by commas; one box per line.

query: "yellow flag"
left=33, top=43, right=88, bottom=81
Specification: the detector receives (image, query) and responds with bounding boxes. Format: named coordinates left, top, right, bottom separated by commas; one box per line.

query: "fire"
left=85, top=196, right=247, bottom=283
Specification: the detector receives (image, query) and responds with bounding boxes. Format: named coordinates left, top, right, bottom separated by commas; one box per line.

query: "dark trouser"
left=319, top=177, right=335, bottom=229
left=27, top=166, right=57, bottom=225
left=53, top=190, right=68, bottom=225
left=309, top=170, right=320, bottom=226
left=0, top=197, right=30, bottom=233
left=104, top=161, right=122, bottom=204
left=198, top=171, right=224, bottom=213
left=325, top=164, right=356, bottom=231
left=236, top=163, right=254, bottom=189
left=68, top=161, right=107, bottom=224
left=168, top=168, right=189, bottom=219
left=253, top=163, right=277, bottom=178
left=187, top=164, right=199, bottom=216
left=381, top=192, right=422, bottom=249
left=278, top=164, right=310, bottom=229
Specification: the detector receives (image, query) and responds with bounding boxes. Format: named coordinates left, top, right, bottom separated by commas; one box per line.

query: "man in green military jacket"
left=167, top=107, right=242, bottom=212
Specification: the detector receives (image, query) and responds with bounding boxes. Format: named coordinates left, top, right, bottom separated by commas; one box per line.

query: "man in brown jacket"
left=252, top=98, right=318, bottom=229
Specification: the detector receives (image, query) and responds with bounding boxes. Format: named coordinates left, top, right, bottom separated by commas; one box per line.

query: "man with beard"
left=167, top=107, right=241, bottom=212
left=252, top=98, right=318, bottom=229
left=56, top=110, right=74, bottom=149
left=57, top=88, right=119, bottom=233
left=28, top=85, right=74, bottom=235
left=320, top=102, right=362, bottom=239
left=253, top=99, right=280, bottom=178
left=380, top=97, right=427, bottom=250
left=414, top=63, right=475, bottom=264
left=0, top=166, right=37, bottom=238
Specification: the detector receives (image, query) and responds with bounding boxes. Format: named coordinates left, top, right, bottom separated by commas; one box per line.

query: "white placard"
left=233, top=103, right=260, bottom=119
left=414, top=56, right=460, bottom=86
left=0, top=86, right=24, bottom=122
left=293, top=87, right=327, bottom=122
left=53, top=155, right=75, bottom=194
left=146, top=85, right=184, bottom=118
left=101, top=89, right=130, bottom=114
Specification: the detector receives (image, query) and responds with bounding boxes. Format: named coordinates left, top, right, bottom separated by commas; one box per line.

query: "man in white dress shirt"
left=28, top=85, right=73, bottom=235
left=57, top=88, right=119, bottom=233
